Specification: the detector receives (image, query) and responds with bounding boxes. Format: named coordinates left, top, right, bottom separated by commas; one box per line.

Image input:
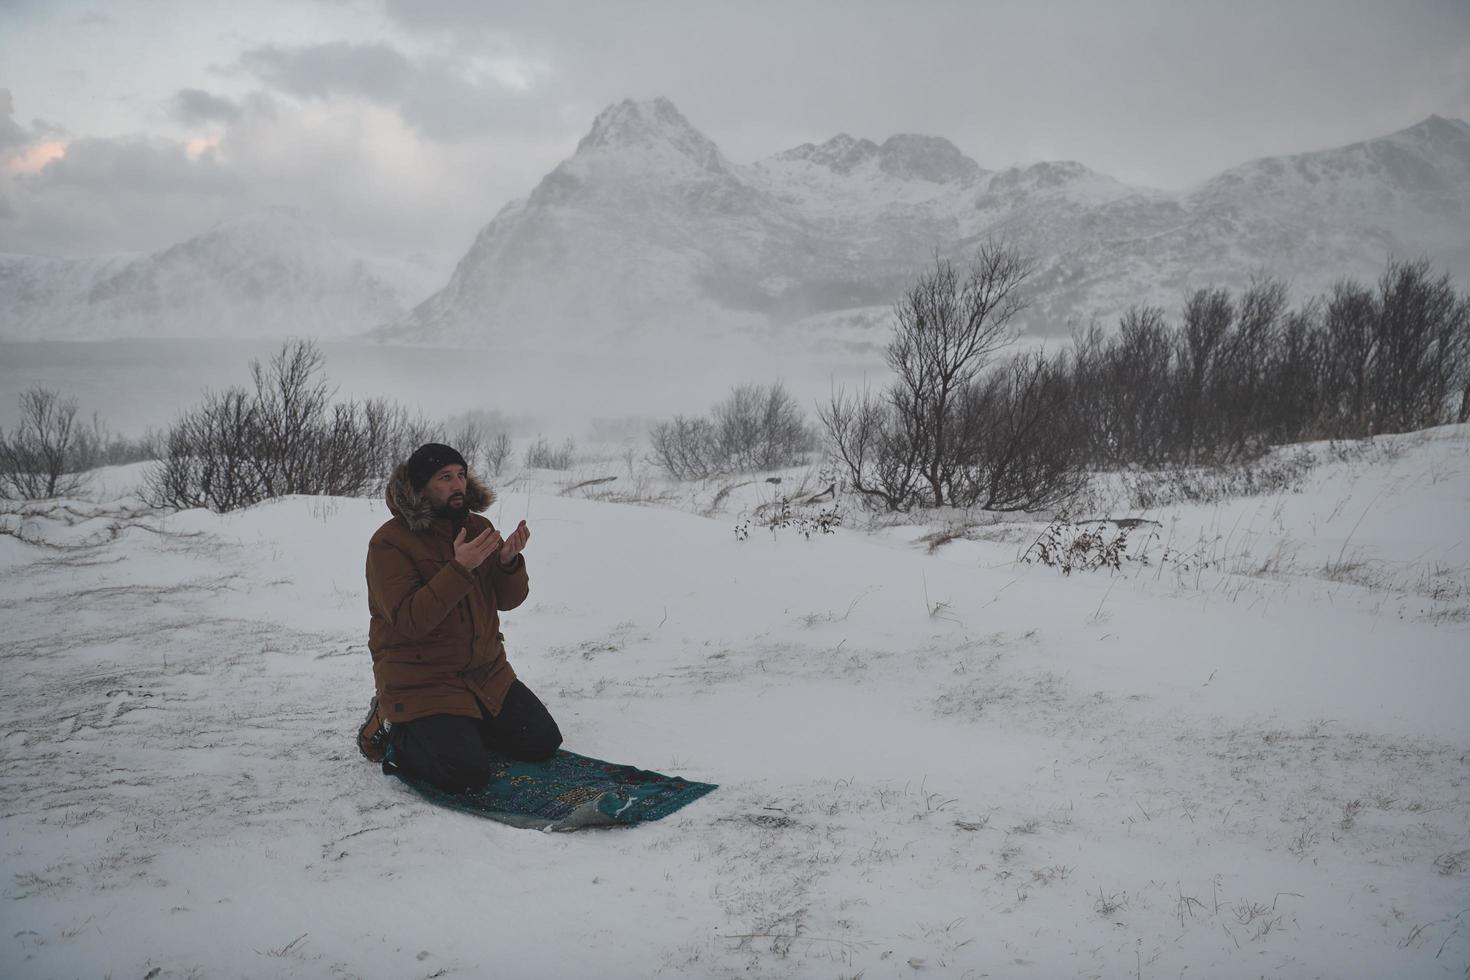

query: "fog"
left=0, top=338, right=889, bottom=445
left=1, top=1, right=1466, bottom=455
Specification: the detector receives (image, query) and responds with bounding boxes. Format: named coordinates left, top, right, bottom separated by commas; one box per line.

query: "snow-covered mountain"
left=381, top=100, right=1470, bottom=347
left=0, top=208, right=438, bottom=341
left=5, top=103, right=1464, bottom=347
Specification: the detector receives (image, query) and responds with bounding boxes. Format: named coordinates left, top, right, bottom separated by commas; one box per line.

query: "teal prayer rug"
left=387, top=747, right=717, bottom=831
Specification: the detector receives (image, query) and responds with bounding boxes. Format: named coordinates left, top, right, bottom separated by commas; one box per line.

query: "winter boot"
left=356, top=695, right=389, bottom=762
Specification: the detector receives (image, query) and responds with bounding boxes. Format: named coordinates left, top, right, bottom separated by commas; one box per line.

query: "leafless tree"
left=650, top=381, right=817, bottom=479
left=1371, top=257, right=1469, bottom=433
left=248, top=340, right=334, bottom=497
left=821, top=243, right=1043, bottom=510
left=1066, top=307, right=1176, bottom=466
left=713, top=381, right=816, bottom=472
left=887, top=243, right=1035, bottom=505
left=1321, top=278, right=1379, bottom=436
left=524, top=435, right=577, bottom=470
left=487, top=432, right=514, bottom=476
left=145, top=387, right=262, bottom=511
left=649, top=415, right=718, bottom=480
left=0, top=386, right=90, bottom=499
left=817, top=383, right=924, bottom=510
left=1173, top=286, right=1234, bottom=461
left=951, top=350, right=1088, bottom=511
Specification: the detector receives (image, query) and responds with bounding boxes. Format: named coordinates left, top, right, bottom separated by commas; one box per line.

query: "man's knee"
left=492, top=683, right=563, bottom=762
left=520, top=722, right=562, bottom=762
left=392, top=715, right=495, bottom=793
left=438, top=752, right=494, bottom=792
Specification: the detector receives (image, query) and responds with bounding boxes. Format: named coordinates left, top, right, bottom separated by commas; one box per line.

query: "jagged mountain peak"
left=1394, top=114, right=1470, bottom=142
left=574, top=96, right=725, bottom=172
left=774, top=134, right=881, bottom=174
left=876, top=134, right=982, bottom=183
left=1197, top=111, right=1470, bottom=202
left=771, top=131, right=980, bottom=184
left=980, top=160, right=1131, bottom=201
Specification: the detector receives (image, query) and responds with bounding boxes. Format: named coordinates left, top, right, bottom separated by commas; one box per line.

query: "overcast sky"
left=2, top=0, right=1467, bottom=266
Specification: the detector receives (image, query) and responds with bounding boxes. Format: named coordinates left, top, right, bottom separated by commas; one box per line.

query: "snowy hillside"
left=0, top=209, right=439, bottom=341
left=382, top=100, right=1470, bottom=348
left=2, top=426, right=1467, bottom=978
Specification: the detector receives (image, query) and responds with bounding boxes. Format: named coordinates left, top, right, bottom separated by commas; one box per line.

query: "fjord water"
left=0, top=337, right=885, bottom=441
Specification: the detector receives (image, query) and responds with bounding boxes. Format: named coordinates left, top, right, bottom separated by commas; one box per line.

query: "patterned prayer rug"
left=386, top=747, right=717, bottom=831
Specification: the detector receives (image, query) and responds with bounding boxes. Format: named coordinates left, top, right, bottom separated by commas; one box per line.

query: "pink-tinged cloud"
left=185, top=136, right=221, bottom=160
left=4, top=140, right=67, bottom=175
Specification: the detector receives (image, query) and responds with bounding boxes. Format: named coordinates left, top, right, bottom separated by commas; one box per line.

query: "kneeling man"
left=359, top=442, right=561, bottom=792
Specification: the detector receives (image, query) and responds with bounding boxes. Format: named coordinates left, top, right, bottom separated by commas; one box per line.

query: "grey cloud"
left=0, top=89, right=28, bottom=153
left=237, top=42, right=412, bottom=103
left=1, top=131, right=254, bottom=256
left=381, top=0, right=1470, bottom=189
left=171, top=88, right=242, bottom=125
left=0, top=94, right=510, bottom=262
left=234, top=40, right=553, bottom=142
left=0, top=89, right=65, bottom=157
left=24, top=135, right=242, bottom=195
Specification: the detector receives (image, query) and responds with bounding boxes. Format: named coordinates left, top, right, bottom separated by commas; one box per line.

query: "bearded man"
left=356, top=442, right=561, bottom=792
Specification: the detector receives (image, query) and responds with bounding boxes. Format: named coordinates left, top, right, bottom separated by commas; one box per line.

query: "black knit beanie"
left=406, top=443, right=468, bottom=490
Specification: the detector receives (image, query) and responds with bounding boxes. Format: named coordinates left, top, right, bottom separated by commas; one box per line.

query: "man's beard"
left=432, top=495, right=467, bottom=523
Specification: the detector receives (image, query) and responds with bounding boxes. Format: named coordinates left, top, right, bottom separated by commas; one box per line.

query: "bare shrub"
left=650, top=381, right=817, bottom=480
left=820, top=242, right=1075, bottom=513
left=888, top=243, right=1035, bottom=506
left=441, top=409, right=516, bottom=477
left=1066, top=308, right=1175, bottom=466
left=649, top=415, right=720, bottom=480
left=1370, top=257, right=1469, bottom=434
left=145, top=387, right=262, bottom=512
left=715, top=381, right=817, bottom=472
left=1021, top=519, right=1136, bottom=575
left=1053, top=259, right=1467, bottom=472
left=524, top=435, right=577, bottom=470
left=818, top=384, right=924, bottom=510
left=0, top=386, right=92, bottom=499
left=487, top=432, right=513, bottom=475
left=144, top=340, right=441, bottom=512
left=1122, top=448, right=1317, bottom=510
left=948, top=350, right=1088, bottom=511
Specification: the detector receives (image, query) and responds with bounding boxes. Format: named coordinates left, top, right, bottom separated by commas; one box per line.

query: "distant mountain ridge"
left=0, top=208, right=438, bottom=341
left=3, top=101, right=1465, bottom=346
left=380, top=100, right=1470, bottom=348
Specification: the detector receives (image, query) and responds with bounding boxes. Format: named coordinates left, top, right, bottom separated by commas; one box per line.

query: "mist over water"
left=0, top=338, right=887, bottom=446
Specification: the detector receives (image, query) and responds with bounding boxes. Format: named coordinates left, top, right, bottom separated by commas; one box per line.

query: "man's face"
left=423, top=464, right=468, bottom=515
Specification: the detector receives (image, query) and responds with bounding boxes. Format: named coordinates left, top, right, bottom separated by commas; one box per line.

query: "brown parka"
left=365, top=463, right=529, bottom=724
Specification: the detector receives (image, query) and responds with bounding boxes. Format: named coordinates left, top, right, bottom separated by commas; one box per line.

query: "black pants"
left=387, top=680, right=562, bottom=793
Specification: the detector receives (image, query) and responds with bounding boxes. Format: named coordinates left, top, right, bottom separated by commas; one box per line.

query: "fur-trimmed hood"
left=384, top=462, right=496, bottom=533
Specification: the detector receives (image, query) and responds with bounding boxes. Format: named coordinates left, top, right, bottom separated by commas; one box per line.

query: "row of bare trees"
left=0, top=388, right=154, bottom=500
left=8, top=253, right=1465, bottom=516
left=821, top=245, right=1470, bottom=512
left=145, top=341, right=514, bottom=512
left=1067, top=258, right=1470, bottom=468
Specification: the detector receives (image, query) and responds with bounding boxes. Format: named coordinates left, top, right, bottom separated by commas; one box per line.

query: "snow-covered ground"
left=2, top=428, right=1468, bottom=978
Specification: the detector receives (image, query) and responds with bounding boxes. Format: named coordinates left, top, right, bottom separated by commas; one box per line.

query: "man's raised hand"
left=453, top=526, right=502, bottom=571
left=498, top=520, right=530, bottom=565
